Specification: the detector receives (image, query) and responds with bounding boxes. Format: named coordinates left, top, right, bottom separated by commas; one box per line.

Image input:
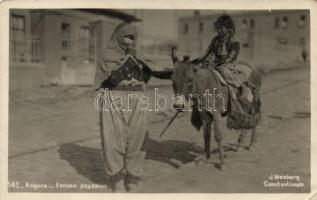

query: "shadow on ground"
left=144, top=138, right=204, bottom=168
left=58, top=138, right=205, bottom=183
left=58, top=137, right=242, bottom=184
left=58, top=143, right=110, bottom=185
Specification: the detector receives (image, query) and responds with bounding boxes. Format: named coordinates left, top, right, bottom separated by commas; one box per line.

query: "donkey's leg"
left=248, top=127, right=258, bottom=151
left=236, top=129, right=248, bottom=152
left=213, top=112, right=225, bottom=170
left=203, top=119, right=211, bottom=159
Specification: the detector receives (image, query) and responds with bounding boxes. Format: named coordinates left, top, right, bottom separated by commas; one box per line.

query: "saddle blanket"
left=210, top=62, right=261, bottom=129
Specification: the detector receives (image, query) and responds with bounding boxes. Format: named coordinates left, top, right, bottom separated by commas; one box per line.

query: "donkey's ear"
left=171, top=47, right=179, bottom=63
left=183, top=55, right=190, bottom=62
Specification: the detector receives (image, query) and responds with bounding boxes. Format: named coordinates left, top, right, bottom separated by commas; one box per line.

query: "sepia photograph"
left=3, top=2, right=313, bottom=196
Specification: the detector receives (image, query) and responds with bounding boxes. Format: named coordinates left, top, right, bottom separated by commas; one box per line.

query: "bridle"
left=175, top=80, right=193, bottom=98
left=174, top=65, right=194, bottom=97
left=182, top=80, right=193, bottom=93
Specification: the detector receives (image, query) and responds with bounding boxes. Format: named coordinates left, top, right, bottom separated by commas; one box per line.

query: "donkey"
left=170, top=47, right=262, bottom=170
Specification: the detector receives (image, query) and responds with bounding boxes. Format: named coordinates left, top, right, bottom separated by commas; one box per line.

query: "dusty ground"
left=8, top=66, right=310, bottom=193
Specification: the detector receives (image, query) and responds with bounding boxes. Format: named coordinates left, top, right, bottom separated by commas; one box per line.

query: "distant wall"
left=178, top=10, right=310, bottom=69
left=9, top=63, right=46, bottom=90
left=9, top=9, right=125, bottom=90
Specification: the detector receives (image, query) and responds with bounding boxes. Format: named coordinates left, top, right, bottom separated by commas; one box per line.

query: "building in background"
left=9, top=9, right=139, bottom=90
left=10, top=9, right=310, bottom=90
left=178, top=10, right=310, bottom=68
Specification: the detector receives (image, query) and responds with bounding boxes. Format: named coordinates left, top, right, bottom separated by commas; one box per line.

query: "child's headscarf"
left=214, top=15, right=235, bottom=35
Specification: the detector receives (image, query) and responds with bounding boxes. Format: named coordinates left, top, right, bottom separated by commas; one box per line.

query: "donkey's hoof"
left=196, top=160, right=206, bottom=166
left=236, top=146, right=247, bottom=152
left=248, top=144, right=258, bottom=151
left=219, top=164, right=227, bottom=171
left=194, top=155, right=211, bottom=165
left=194, top=155, right=206, bottom=163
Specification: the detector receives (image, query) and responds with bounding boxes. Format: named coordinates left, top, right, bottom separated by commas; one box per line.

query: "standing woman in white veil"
left=95, top=22, right=172, bottom=192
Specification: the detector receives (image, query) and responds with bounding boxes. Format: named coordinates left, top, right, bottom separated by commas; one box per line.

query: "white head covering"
left=95, top=22, right=137, bottom=89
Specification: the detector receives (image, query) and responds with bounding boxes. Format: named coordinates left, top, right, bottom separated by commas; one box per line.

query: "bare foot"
left=112, top=179, right=126, bottom=193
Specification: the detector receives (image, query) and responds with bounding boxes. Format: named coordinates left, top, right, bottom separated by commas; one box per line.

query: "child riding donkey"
left=169, top=15, right=262, bottom=167
left=192, top=15, right=261, bottom=129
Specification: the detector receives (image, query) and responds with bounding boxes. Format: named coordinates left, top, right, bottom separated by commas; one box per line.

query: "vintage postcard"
left=0, top=0, right=316, bottom=199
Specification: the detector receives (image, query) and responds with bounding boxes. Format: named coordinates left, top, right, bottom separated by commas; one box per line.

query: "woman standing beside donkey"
left=95, top=22, right=172, bottom=192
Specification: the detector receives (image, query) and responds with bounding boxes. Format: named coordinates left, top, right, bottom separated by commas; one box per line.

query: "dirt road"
left=8, top=66, right=310, bottom=193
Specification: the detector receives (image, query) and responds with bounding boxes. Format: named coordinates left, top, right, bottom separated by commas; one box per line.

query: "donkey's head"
left=170, top=47, right=197, bottom=110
